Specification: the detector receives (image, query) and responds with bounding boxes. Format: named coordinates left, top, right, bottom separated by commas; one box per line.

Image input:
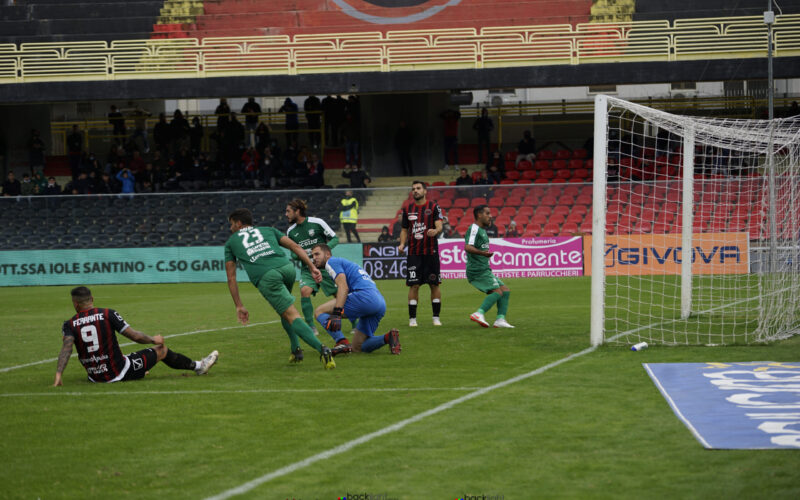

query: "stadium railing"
left=1, top=14, right=799, bottom=84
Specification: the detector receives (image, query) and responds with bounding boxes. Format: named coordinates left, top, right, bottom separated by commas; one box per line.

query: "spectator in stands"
left=486, top=219, right=499, bottom=238
left=442, top=221, right=459, bottom=239
left=322, top=95, right=337, bottom=145
left=342, top=113, right=360, bottom=168
left=305, top=153, right=324, bottom=188
left=516, top=130, right=536, bottom=166
left=392, top=218, right=402, bottom=240
left=226, top=112, right=245, bottom=155
left=260, top=146, right=276, bottom=189
left=280, top=140, right=300, bottom=179
left=43, top=176, right=61, bottom=196
left=395, top=120, right=413, bottom=176
left=2, top=171, right=21, bottom=196
left=32, top=171, right=47, bottom=193
left=254, top=122, right=271, bottom=157
left=304, top=95, right=322, bottom=148
left=215, top=98, right=231, bottom=131
left=340, top=190, right=361, bottom=243
left=377, top=225, right=393, bottom=242
left=455, top=167, right=473, bottom=195
left=474, top=170, right=489, bottom=185
left=342, top=164, right=370, bottom=188
left=66, top=125, right=83, bottom=179
left=94, top=172, right=114, bottom=194
left=347, top=95, right=361, bottom=121
left=486, top=149, right=504, bottom=175
left=28, top=129, right=46, bottom=170
left=129, top=150, right=146, bottom=174
left=241, top=146, right=260, bottom=182
left=108, top=105, right=126, bottom=144
left=170, top=110, right=191, bottom=153
left=279, top=98, right=299, bottom=147
left=129, top=103, right=151, bottom=153
left=440, top=108, right=461, bottom=169
left=116, top=168, right=135, bottom=195
left=241, top=97, right=261, bottom=148
left=153, top=113, right=171, bottom=156
left=473, top=108, right=494, bottom=164
left=504, top=220, right=520, bottom=238
left=189, top=116, right=204, bottom=154
left=20, top=173, right=34, bottom=196
left=487, top=162, right=502, bottom=185
left=138, top=162, right=160, bottom=192
left=70, top=172, right=91, bottom=195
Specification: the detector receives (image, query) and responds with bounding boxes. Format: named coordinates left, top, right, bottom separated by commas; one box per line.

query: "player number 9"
left=80, top=325, right=100, bottom=353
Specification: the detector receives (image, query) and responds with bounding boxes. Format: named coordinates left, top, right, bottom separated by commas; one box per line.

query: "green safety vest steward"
left=340, top=197, right=359, bottom=224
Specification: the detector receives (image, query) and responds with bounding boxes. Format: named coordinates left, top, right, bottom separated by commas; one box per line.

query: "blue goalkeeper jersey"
left=324, top=257, right=377, bottom=293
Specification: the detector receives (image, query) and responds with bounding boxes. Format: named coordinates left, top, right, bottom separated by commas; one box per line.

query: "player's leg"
left=299, top=283, right=318, bottom=335
left=493, top=284, right=514, bottom=328
left=427, top=255, right=443, bottom=326
left=468, top=270, right=504, bottom=327
left=406, top=255, right=421, bottom=327
left=154, top=343, right=219, bottom=375
left=120, top=348, right=159, bottom=381
left=314, top=299, right=350, bottom=348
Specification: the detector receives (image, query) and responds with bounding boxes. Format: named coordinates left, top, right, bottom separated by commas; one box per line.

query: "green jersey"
left=286, top=216, right=338, bottom=255
left=465, top=223, right=492, bottom=277
left=224, top=226, right=290, bottom=285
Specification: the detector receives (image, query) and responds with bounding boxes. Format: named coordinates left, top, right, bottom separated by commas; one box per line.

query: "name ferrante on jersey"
left=72, top=312, right=105, bottom=327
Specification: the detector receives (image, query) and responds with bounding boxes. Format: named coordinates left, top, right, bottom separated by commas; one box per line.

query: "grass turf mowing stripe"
left=0, top=387, right=484, bottom=397
left=0, top=320, right=278, bottom=374
left=205, top=345, right=598, bottom=500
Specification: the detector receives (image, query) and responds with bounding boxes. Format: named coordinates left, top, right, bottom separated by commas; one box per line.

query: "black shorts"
left=121, top=348, right=158, bottom=382
left=406, top=254, right=441, bottom=286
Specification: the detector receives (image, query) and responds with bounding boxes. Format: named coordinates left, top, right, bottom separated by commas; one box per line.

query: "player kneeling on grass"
left=224, top=208, right=335, bottom=370
left=54, top=286, right=218, bottom=386
left=311, top=244, right=401, bottom=355
left=466, top=205, right=514, bottom=328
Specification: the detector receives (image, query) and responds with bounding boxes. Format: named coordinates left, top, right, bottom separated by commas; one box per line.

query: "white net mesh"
left=596, top=96, right=800, bottom=345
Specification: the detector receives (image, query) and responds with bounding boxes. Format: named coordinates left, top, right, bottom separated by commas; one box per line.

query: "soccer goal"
left=591, top=95, right=800, bottom=346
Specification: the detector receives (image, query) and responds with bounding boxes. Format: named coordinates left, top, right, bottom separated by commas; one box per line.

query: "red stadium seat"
left=518, top=206, right=534, bottom=217
left=470, top=198, right=486, bottom=208
left=566, top=212, right=584, bottom=224
left=562, top=222, right=579, bottom=234
left=438, top=198, right=453, bottom=209
left=534, top=160, right=550, bottom=170
left=448, top=208, right=464, bottom=221
left=453, top=198, right=469, bottom=209
left=505, top=171, right=520, bottom=181
left=569, top=159, right=584, bottom=169
left=538, top=150, right=554, bottom=160
left=517, top=160, right=533, bottom=171
left=556, top=150, right=571, bottom=160
left=553, top=205, right=570, bottom=217
left=579, top=222, right=593, bottom=233
left=552, top=159, right=568, bottom=170
left=540, top=195, right=557, bottom=206
left=500, top=207, right=516, bottom=217
left=539, top=170, right=555, bottom=180
left=488, top=196, right=504, bottom=207
left=573, top=148, right=588, bottom=159
left=542, top=222, right=560, bottom=236
left=500, top=179, right=516, bottom=184
left=522, top=170, right=537, bottom=180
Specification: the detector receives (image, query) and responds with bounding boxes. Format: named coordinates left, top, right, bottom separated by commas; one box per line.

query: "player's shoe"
left=493, top=318, right=515, bottom=328
left=387, top=329, right=401, bottom=355
left=289, top=348, right=304, bottom=363
left=195, top=350, right=219, bottom=375
left=470, top=312, right=490, bottom=328
left=332, top=340, right=353, bottom=356
left=432, top=316, right=442, bottom=326
left=409, top=317, right=418, bottom=327
left=320, top=347, right=336, bottom=369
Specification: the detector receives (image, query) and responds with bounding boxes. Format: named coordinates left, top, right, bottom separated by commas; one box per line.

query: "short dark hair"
left=473, top=204, right=489, bottom=219
left=312, top=243, right=332, bottom=255
left=228, top=208, right=254, bottom=226
left=71, top=286, right=92, bottom=303
left=287, top=199, right=307, bottom=217
left=411, top=180, right=426, bottom=189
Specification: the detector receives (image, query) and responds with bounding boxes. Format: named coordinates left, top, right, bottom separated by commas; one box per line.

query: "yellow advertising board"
left=583, top=233, right=749, bottom=276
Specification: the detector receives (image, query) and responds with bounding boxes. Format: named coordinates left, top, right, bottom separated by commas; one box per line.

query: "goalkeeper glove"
left=325, top=307, right=343, bottom=332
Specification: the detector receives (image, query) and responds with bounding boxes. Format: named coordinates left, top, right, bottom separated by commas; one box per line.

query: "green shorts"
left=298, top=267, right=338, bottom=297
left=468, top=269, right=504, bottom=294
left=256, top=262, right=297, bottom=315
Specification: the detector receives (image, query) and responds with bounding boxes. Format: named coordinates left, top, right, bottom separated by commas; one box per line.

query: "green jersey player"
left=224, top=208, right=335, bottom=369
left=465, top=204, right=514, bottom=328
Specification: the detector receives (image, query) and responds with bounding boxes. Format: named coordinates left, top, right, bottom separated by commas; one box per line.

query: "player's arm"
left=427, top=219, right=443, bottom=237
left=279, top=236, right=322, bottom=283
left=53, top=335, right=74, bottom=386
left=398, top=227, right=408, bottom=252
left=119, top=326, right=163, bottom=345
left=323, top=272, right=349, bottom=332
left=465, top=244, right=492, bottom=257
left=226, top=260, right=249, bottom=325
left=333, top=273, right=349, bottom=309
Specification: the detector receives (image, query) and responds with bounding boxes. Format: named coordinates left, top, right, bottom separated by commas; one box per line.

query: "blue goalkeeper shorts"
left=343, top=289, right=386, bottom=337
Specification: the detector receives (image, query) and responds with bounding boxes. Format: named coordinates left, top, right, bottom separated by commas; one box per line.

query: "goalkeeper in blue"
left=310, top=244, right=401, bottom=355
left=465, top=204, right=514, bottom=328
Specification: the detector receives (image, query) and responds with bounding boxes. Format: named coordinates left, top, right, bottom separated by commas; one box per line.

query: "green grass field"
left=1, top=277, right=799, bottom=499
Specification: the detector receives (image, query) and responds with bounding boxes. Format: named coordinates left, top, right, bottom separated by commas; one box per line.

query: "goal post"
left=591, top=95, right=800, bottom=346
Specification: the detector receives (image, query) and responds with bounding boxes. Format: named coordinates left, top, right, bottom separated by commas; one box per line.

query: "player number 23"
left=80, top=325, right=100, bottom=353
left=239, top=228, right=265, bottom=249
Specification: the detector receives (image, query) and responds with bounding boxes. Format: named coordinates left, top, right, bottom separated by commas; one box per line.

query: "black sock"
left=163, top=349, right=195, bottom=371
left=432, top=300, right=441, bottom=317
left=409, top=302, right=418, bottom=319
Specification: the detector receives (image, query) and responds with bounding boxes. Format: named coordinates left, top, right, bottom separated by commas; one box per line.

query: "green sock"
left=300, top=297, right=315, bottom=328
left=282, top=318, right=300, bottom=352
left=497, top=290, right=510, bottom=319
left=292, top=318, right=323, bottom=353
left=479, top=293, right=502, bottom=314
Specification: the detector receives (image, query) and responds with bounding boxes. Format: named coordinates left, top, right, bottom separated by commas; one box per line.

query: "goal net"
left=591, top=95, right=800, bottom=346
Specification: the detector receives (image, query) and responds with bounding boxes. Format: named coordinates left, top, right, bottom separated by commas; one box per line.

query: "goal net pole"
left=590, top=95, right=608, bottom=347
left=681, top=128, right=695, bottom=320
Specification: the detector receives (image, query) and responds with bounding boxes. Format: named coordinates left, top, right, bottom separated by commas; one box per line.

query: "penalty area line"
left=0, top=321, right=278, bottom=374
left=0, top=387, right=484, bottom=398
left=205, top=344, right=598, bottom=500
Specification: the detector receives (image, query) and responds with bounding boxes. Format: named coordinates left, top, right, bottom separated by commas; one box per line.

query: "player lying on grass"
left=466, top=205, right=514, bottom=329
left=311, top=244, right=401, bottom=355
left=224, top=208, right=335, bottom=369
left=54, top=286, right=218, bottom=386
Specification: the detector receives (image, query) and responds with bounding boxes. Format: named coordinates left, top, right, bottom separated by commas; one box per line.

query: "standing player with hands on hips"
left=465, top=205, right=514, bottom=328
left=398, top=180, right=444, bottom=327
left=224, top=208, right=336, bottom=369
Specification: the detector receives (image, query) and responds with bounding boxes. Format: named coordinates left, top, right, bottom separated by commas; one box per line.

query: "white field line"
left=0, top=387, right=483, bottom=398
left=205, top=345, right=598, bottom=500
left=643, top=363, right=712, bottom=448
left=0, top=321, right=278, bottom=374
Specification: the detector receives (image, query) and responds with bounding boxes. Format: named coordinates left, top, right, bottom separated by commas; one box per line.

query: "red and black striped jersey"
left=401, top=200, right=443, bottom=255
left=62, top=307, right=129, bottom=383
